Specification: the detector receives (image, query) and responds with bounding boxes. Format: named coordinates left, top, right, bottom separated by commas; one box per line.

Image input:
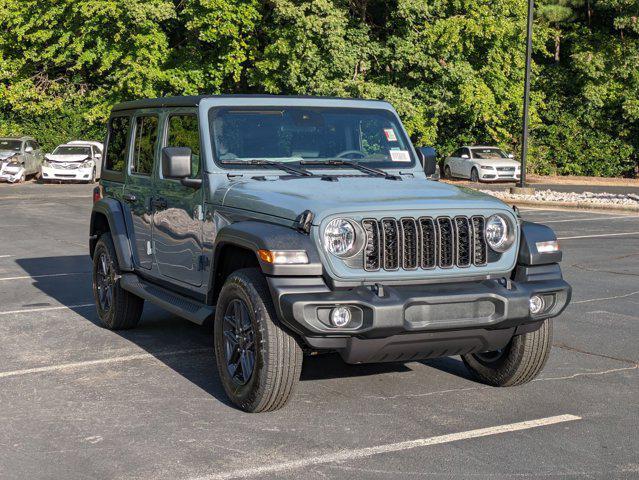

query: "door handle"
left=123, top=193, right=137, bottom=203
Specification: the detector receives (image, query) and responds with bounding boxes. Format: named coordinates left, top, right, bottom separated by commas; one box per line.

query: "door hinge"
left=197, top=254, right=210, bottom=271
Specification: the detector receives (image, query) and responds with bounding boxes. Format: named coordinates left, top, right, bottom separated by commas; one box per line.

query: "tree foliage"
left=0, top=0, right=636, bottom=176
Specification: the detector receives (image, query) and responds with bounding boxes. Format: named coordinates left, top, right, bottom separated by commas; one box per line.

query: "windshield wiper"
left=221, top=159, right=313, bottom=177
left=299, top=159, right=399, bottom=180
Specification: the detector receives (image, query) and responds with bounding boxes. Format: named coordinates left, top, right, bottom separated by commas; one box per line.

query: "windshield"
left=52, top=146, right=91, bottom=156
left=0, top=139, right=22, bottom=152
left=209, top=107, right=415, bottom=168
left=471, top=148, right=508, bottom=159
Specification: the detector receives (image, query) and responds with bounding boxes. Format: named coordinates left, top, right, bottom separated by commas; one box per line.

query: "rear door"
left=152, top=110, right=204, bottom=287
left=123, top=113, right=160, bottom=270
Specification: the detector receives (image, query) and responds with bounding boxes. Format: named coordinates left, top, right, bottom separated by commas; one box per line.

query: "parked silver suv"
left=90, top=96, right=571, bottom=412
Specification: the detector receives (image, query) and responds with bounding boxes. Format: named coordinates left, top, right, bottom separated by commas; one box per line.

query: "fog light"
left=529, top=295, right=545, bottom=314
left=330, top=307, right=351, bottom=327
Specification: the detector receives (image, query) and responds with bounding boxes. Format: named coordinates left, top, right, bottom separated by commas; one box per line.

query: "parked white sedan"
left=41, top=141, right=103, bottom=183
left=444, top=146, right=520, bottom=182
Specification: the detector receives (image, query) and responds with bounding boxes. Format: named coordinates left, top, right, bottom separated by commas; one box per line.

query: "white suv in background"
left=444, top=146, right=520, bottom=182
left=41, top=141, right=103, bottom=183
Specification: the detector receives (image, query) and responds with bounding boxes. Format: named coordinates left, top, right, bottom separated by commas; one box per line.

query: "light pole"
left=520, top=0, right=534, bottom=189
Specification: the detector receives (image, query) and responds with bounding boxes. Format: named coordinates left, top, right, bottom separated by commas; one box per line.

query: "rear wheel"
left=470, top=167, right=480, bottom=182
left=214, top=268, right=303, bottom=412
left=92, top=233, right=144, bottom=330
left=462, top=319, right=553, bottom=386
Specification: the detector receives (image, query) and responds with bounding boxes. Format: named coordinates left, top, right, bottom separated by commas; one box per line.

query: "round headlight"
left=485, top=214, right=515, bottom=252
left=323, top=218, right=358, bottom=257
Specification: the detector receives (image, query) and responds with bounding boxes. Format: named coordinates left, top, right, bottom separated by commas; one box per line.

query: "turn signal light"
left=536, top=240, right=559, bottom=253
left=257, top=249, right=309, bottom=265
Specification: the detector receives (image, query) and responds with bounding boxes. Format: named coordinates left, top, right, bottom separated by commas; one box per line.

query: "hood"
left=475, top=158, right=520, bottom=167
left=214, top=174, right=510, bottom=222
left=45, top=154, right=90, bottom=163
left=0, top=151, right=18, bottom=161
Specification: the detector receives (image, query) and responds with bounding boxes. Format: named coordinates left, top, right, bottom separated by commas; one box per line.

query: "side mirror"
left=24, top=146, right=33, bottom=153
left=95, top=153, right=102, bottom=160
left=461, top=154, right=469, bottom=159
left=508, top=153, right=514, bottom=159
left=416, top=146, right=437, bottom=176
left=161, top=146, right=201, bottom=188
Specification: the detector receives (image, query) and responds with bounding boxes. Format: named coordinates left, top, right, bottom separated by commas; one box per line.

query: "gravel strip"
left=482, top=189, right=639, bottom=208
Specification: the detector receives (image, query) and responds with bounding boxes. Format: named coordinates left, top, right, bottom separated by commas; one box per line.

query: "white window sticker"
left=389, top=150, right=411, bottom=162
left=383, top=128, right=398, bottom=142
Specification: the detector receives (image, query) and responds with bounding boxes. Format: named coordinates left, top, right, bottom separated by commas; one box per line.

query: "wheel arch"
left=90, top=198, right=134, bottom=271
left=207, top=221, right=323, bottom=306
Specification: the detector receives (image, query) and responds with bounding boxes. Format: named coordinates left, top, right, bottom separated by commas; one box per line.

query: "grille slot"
left=419, top=218, right=436, bottom=269
left=362, top=215, right=488, bottom=272
left=437, top=217, right=454, bottom=268
left=471, top=216, right=487, bottom=266
left=454, top=217, right=472, bottom=267
left=381, top=219, right=400, bottom=270
left=400, top=218, right=419, bottom=270
left=362, top=219, right=381, bottom=271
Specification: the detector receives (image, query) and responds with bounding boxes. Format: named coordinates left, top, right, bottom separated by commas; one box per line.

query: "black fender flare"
left=90, top=198, right=134, bottom=271
left=518, top=221, right=562, bottom=266
left=212, top=221, right=323, bottom=277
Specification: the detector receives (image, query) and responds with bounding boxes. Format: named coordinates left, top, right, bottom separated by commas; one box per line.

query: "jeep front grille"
left=362, top=216, right=488, bottom=272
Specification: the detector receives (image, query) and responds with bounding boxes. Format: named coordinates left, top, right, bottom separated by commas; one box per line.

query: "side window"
left=105, top=116, right=131, bottom=172
left=166, top=115, right=201, bottom=178
left=131, top=116, right=159, bottom=176
left=462, top=148, right=471, bottom=158
left=32, top=141, right=40, bottom=150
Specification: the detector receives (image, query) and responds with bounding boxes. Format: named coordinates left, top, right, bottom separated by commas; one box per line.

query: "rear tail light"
left=92, top=186, right=102, bottom=203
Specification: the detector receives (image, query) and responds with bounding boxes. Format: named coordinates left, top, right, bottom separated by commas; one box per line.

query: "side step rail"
left=120, top=274, right=215, bottom=325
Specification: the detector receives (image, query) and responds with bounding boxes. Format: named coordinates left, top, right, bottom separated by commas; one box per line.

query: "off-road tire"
left=92, top=233, right=143, bottom=330
left=470, top=167, right=480, bottom=183
left=462, top=319, right=553, bottom=386
left=444, top=165, right=452, bottom=179
left=214, top=268, right=303, bottom=412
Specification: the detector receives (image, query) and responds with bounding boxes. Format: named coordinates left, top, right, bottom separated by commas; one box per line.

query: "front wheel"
left=444, top=165, right=452, bottom=179
left=470, top=168, right=480, bottom=182
left=462, top=319, right=553, bottom=386
left=214, top=268, right=303, bottom=412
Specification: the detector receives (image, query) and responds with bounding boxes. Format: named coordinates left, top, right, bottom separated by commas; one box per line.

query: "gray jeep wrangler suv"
left=90, top=95, right=571, bottom=412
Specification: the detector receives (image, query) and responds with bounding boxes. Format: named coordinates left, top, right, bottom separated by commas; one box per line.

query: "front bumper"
left=0, top=166, right=25, bottom=183
left=268, top=266, right=571, bottom=364
left=41, top=165, right=93, bottom=181
left=480, top=170, right=520, bottom=181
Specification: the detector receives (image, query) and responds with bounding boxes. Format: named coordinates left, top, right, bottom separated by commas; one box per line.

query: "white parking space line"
left=0, top=348, right=210, bottom=379
left=573, top=290, right=639, bottom=304
left=0, top=272, right=89, bottom=281
left=192, top=415, right=581, bottom=480
left=0, top=303, right=93, bottom=316
left=543, top=215, right=637, bottom=223
left=0, top=255, right=14, bottom=258
left=518, top=206, right=637, bottom=214
left=558, top=231, right=639, bottom=240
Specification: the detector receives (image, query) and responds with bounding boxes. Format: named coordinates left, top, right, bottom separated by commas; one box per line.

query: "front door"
left=152, top=112, right=204, bottom=287
left=123, top=114, right=159, bottom=270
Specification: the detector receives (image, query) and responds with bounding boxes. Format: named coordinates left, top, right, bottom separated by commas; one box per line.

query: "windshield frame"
left=470, top=147, right=509, bottom=159
left=207, top=105, right=417, bottom=172
left=0, top=139, right=23, bottom=152
left=52, top=146, right=92, bottom=156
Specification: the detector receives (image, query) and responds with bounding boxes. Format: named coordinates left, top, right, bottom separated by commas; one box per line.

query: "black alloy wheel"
left=95, top=251, right=115, bottom=313
left=222, top=298, right=256, bottom=385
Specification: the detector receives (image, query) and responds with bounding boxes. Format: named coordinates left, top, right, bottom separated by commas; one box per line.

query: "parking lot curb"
left=503, top=198, right=639, bottom=213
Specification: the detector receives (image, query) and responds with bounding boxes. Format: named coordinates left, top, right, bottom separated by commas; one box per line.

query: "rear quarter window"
left=105, top=116, right=131, bottom=172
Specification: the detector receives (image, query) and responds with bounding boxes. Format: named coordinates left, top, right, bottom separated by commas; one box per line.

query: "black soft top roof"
left=111, top=94, right=388, bottom=112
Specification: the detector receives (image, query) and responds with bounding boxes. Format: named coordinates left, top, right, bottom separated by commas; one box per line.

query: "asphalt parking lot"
left=0, top=183, right=637, bottom=479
